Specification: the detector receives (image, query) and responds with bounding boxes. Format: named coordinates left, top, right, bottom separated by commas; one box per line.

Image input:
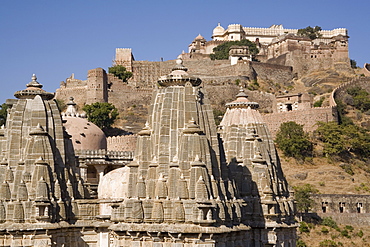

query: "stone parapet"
left=262, top=106, right=337, bottom=138
left=107, top=135, right=137, bottom=152
left=311, top=194, right=370, bottom=226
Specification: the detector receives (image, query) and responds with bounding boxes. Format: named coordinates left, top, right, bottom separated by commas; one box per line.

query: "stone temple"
left=0, top=60, right=296, bottom=246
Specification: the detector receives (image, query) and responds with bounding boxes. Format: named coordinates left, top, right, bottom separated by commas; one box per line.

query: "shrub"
left=344, top=225, right=354, bottom=231
left=339, top=163, right=354, bottom=176
left=210, top=39, right=259, bottom=60
left=340, top=229, right=350, bottom=238
left=321, top=217, right=339, bottom=231
left=299, top=221, right=310, bottom=233
left=319, top=239, right=338, bottom=247
left=347, top=86, right=370, bottom=112
left=297, top=239, right=307, bottom=247
left=314, top=97, right=325, bottom=107
left=321, top=227, right=329, bottom=234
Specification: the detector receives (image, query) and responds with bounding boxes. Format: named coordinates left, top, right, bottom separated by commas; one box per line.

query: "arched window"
left=87, top=165, right=97, bottom=178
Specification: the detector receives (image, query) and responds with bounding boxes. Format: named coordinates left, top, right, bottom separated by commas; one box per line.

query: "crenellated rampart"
left=107, top=135, right=137, bottom=152
left=75, top=149, right=134, bottom=160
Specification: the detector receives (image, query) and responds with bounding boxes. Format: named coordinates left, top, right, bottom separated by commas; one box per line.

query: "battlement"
left=115, top=48, right=134, bottom=62
left=107, top=135, right=138, bottom=152
left=75, top=149, right=134, bottom=159
left=88, top=67, right=106, bottom=77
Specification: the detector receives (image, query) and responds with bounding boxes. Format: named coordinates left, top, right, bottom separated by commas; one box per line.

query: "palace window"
left=322, top=202, right=329, bottom=213
left=339, top=202, right=345, bottom=213
left=357, top=203, right=363, bottom=213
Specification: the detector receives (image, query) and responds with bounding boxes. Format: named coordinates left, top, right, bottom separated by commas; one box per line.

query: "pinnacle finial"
left=26, top=74, right=43, bottom=88
left=67, top=97, right=76, bottom=105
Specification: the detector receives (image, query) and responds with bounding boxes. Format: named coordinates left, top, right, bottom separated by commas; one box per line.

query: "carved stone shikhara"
left=0, top=61, right=296, bottom=246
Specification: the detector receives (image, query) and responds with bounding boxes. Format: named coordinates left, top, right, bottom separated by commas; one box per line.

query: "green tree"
left=316, top=121, right=370, bottom=158
left=350, top=59, right=358, bottom=69
left=316, top=121, right=346, bottom=156
left=0, top=103, right=8, bottom=126
left=294, top=184, right=318, bottom=214
left=275, top=121, right=312, bottom=159
left=297, top=26, right=322, bottom=40
left=210, top=39, right=259, bottom=60
left=346, top=86, right=370, bottom=112
left=82, top=102, right=119, bottom=129
left=108, top=65, right=133, bottom=82
left=313, top=97, right=325, bottom=107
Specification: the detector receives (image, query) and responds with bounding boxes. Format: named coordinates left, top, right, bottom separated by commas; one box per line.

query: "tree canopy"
left=346, top=86, right=370, bottom=113
left=0, top=103, right=7, bottom=126
left=275, top=121, right=312, bottom=159
left=210, top=39, right=259, bottom=60
left=316, top=121, right=370, bottom=158
left=297, top=26, right=322, bottom=40
left=294, top=184, right=318, bottom=214
left=108, top=65, right=133, bottom=82
left=82, top=102, right=119, bottom=129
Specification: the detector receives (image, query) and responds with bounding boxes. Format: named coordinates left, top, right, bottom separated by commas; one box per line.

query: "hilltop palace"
left=0, top=23, right=360, bottom=246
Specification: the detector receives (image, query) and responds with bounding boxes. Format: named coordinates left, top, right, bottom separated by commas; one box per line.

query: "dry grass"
left=280, top=154, right=370, bottom=195
left=298, top=223, right=370, bottom=247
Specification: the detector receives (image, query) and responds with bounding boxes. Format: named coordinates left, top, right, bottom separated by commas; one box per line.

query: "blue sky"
left=1, top=0, right=369, bottom=104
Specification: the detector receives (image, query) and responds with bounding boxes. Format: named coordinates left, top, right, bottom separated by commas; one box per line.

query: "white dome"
left=213, top=23, right=225, bottom=36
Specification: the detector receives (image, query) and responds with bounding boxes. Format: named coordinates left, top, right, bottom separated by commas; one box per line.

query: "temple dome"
left=220, top=88, right=264, bottom=126
left=62, top=98, right=107, bottom=150
left=212, top=23, right=225, bottom=36
left=194, top=34, right=205, bottom=41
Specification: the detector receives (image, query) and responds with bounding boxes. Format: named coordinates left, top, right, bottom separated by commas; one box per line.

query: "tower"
left=86, top=68, right=108, bottom=104
left=219, top=88, right=297, bottom=246
left=98, top=60, right=297, bottom=246
left=0, top=75, right=88, bottom=246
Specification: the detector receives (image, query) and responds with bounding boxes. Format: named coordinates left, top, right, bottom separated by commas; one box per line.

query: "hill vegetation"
left=210, top=39, right=259, bottom=60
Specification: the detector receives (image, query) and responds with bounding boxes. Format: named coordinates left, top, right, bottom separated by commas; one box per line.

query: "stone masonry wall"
left=55, top=86, right=87, bottom=107
left=332, top=77, right=370, bottom=101
left=262, top=106, right=338, bottom=138
left=251, top=61, right=294, bottom=84
left=107, top=135, right=137, bottom=152
left=128, top=59, right=293, bottom=86
left=311, top=194, right=370, bottom=226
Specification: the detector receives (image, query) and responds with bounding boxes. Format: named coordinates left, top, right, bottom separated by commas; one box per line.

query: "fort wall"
left=55, top=86, right=87, bottom=107
left=262, top=106, right=338, bottom=138
left=127, top=59, right=293, bottom=87
left=107, top=135, right=137, bottom=152
left=332, top=77, right=370, bottom=100
left=311, top=194, right=370, bottom=226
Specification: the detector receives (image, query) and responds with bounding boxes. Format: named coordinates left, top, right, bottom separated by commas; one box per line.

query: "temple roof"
left=14, top=74, right=54, bottom=100
left=157, top=58, right=201, bottom=87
